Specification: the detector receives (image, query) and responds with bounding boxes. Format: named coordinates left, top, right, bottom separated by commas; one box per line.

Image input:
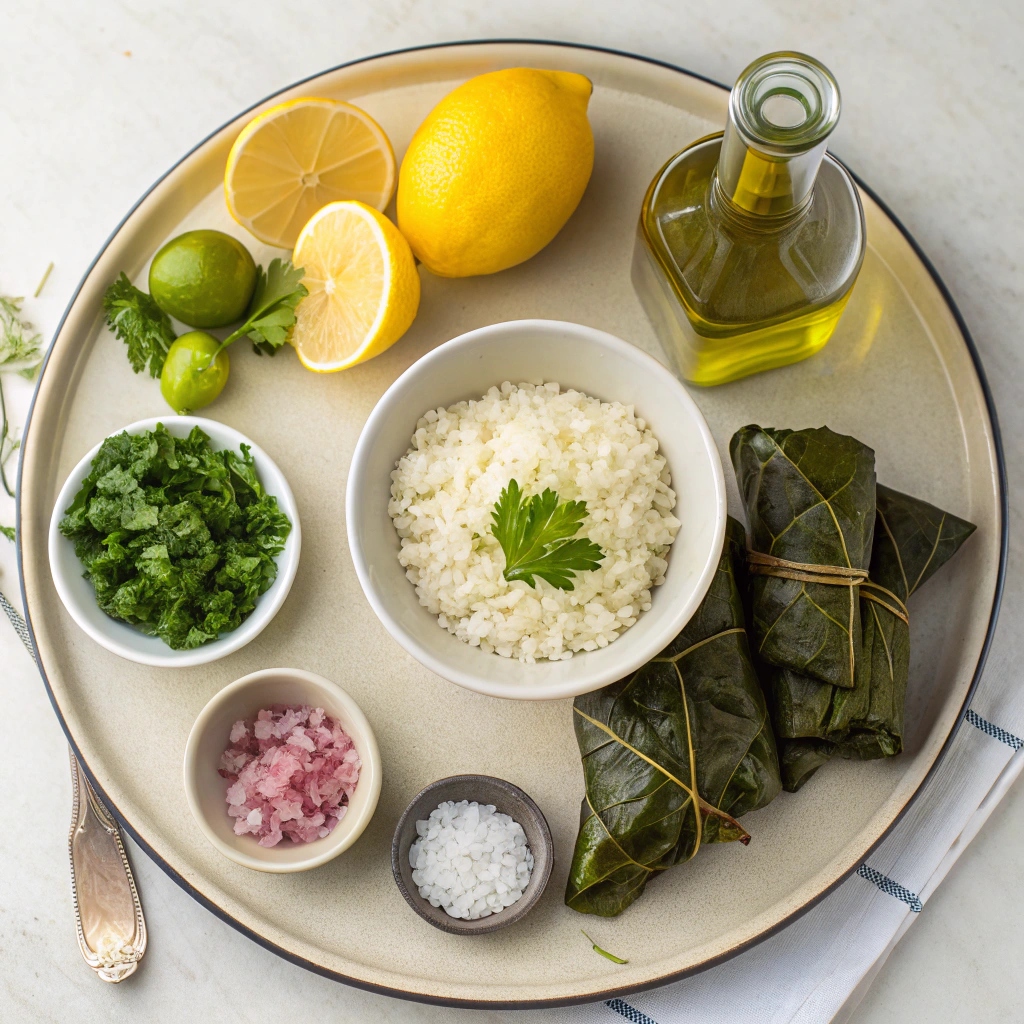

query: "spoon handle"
left=2, top=589, right=148, bottom=981
left=68, top=750, right=147, bottom=982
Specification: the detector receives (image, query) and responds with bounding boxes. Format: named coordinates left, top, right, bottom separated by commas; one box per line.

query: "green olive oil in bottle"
left=633, top=52, right=865, bottom=386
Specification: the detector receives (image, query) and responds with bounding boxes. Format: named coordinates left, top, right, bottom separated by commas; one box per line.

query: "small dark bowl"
left=391, top=775, right=554, bottom=935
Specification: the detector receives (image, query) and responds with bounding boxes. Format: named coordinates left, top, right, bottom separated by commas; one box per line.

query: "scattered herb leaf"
left=0, top=295, right=42, bottom=378
left=58, top=424, right=292, bottom=649
left=216, top=258, right=307, bottom=358
left=581, top=930, right=628, bottom=964
left=0, top=410, right=21, bottom=497
left=102, top=273, right=176, bottom=377
left=1, top=294, right=44, bottom=499
left=490, top=479, right=604, bottom=591
left=0, top=523, right=14, bottom=542
left=34, top=261, right=54, bottom=298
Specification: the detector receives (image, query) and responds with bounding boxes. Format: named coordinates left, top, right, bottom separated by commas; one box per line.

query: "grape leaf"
left=730, top=424, right=877, bottom=690
left=771, top=484, right=976, bottom=791
left=565, top=518, right=780, bottom=917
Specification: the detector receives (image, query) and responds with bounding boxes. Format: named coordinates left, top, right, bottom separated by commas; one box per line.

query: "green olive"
left=160, top=331, right=230, bottom=413
left=149, top=229, right=256, bottom=328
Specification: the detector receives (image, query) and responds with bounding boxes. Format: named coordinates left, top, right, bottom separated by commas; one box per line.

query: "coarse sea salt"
left=388, top=382, right=681, bottom=663
left=218, top=705, right=361, bottom=848
left=409, top=800, right=534, bottom=920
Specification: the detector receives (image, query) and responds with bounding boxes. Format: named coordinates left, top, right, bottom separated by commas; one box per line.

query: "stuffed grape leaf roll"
left=730, top=425, right=876, bottom=690
left=565, top=517, right=780, bottom=916
left=773, top=484, right=976, bottom=791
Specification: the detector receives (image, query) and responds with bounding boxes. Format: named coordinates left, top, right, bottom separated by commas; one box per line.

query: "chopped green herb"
left=102, top=273, right=176, bottom=377
left=581, top=930, right=628, bottom=964
left=58, top=424, right=291, bottom=649
left=0, top=523, right=14, bottom=542
left=214, top=258, right=307, bottom=359
left=490, top=478, right=604, bottom=590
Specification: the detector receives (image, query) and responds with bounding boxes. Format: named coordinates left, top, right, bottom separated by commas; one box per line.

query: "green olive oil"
left=634, top=53, right=865, bottom=386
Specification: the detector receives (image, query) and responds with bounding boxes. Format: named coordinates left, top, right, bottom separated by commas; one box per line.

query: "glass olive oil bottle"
left=633, top=52, right=865, bottom=386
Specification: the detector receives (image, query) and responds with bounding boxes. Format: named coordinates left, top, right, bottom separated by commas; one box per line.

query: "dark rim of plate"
left=16, top=39, right=1009, bottom=1010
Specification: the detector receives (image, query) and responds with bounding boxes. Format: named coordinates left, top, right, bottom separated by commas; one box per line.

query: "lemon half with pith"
left=290, top=201, right=420, bottom=373
left=225, top=98, right=396, bottom=250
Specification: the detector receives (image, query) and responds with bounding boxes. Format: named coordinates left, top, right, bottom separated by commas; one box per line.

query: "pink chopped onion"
left=218, top=704, right=361, bottom=847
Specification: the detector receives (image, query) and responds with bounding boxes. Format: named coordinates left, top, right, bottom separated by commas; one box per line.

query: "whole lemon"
left=397, top=68, right=594, bottom=277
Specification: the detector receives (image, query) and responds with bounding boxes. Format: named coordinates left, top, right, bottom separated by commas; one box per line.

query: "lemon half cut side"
left=290, top=201, right=420, bottom=373
left=225, top=98, right=396, bottom=250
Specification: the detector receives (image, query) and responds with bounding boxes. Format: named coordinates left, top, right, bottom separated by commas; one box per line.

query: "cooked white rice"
left=388, top=381, right=681, bottom=663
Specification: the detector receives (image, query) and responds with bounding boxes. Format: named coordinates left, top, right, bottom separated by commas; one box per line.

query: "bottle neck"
left=716, top=120, right=827, bottom=218
left=715, top=51, right=841, bottom=220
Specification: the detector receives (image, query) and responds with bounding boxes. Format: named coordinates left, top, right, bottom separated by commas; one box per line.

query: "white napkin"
left=548, top=663, right=1023, bottom=1024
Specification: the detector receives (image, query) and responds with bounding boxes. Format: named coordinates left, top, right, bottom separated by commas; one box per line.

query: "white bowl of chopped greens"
left=48, top=416, right=301, bottom=667
left=347, top=319, right=726, bottom=701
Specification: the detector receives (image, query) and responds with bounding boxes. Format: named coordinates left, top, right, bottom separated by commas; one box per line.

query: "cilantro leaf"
left=102, top=273, right=177, bottom=377
left=58, top=424, right=292, bottom=650
left=218, top=259, right=307, bottom=358
left=0, top=523, right=14, bottom=542
left=490, top=479, right=604, bottom=591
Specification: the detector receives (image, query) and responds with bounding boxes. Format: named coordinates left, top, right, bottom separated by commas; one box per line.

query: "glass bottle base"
left=632, top=234, right=852, bottom=387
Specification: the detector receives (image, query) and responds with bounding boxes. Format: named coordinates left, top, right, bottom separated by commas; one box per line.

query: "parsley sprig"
left=102, top=273, right=176, bottom=377
left=490, top=479, right=604, bottom=591
left=103, top=259, right=307, bottom=377
left=211, top=258, right=307, bottom=360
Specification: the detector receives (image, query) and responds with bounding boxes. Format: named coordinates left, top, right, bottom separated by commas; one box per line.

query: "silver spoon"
left=68, top=751, right=147, bottom=981
left=1, top=589, right=147, bottom=982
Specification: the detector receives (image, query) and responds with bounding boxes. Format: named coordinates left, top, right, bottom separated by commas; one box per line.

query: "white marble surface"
left=2, top=1, right=1023, bottom=1021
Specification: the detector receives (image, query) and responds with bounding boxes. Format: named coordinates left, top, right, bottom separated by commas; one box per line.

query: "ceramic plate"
left=17, top=41, right=1005, bottom=1007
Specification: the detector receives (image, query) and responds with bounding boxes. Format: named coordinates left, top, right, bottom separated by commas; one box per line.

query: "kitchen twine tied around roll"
left=746, top=551, right=909, bottom=624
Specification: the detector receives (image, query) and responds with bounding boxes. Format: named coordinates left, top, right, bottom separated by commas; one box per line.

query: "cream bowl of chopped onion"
left=347, top=319, right=727, bottom=701
left=183, top=667, right=382, bottom=872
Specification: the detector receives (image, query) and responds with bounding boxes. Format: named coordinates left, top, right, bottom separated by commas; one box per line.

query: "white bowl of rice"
left=346, top=319, right=726, bottom=701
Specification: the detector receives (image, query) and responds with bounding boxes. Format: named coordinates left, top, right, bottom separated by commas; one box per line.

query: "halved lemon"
left=225, top=98, right=396, bottom=249
left=290, top=201, right=420, bottom=372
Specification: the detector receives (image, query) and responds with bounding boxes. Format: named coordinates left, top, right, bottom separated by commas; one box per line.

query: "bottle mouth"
left=730, top=52, right=841, bottom=153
